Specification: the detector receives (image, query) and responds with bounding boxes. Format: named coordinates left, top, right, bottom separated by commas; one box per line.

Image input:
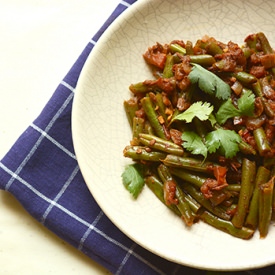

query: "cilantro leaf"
left=237, top=90, right=255, bottom=116
left=181, top=131, right=208, bottom=159
left=188, top=63, right=231, bottom=100
left=216, top=91, right=255, bottom=124
left=121, top=163, right=145, bottom=199
left=205, top=129, right=241, bottom=158
left=173, top=101, right=213, bottom=123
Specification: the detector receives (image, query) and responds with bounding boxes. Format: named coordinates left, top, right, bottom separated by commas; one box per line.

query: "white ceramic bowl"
left=72, top=0, right=275, bottom=270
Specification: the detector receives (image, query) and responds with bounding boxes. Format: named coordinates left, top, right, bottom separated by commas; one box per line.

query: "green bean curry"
left=122, top=33, right=275, bottom=240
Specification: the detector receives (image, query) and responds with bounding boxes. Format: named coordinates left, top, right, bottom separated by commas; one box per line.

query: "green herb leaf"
left=173, top=101, right=213, bottom=123
left=181, top=131, right=208, bottom=159
left=237, top=90, right=255, bottom=116
left=205, top=129, right=241, bottom=158
left=216, top=91, right=255, bottom=124
left=121, top=163, right=145, bottom=199
left=188, top=63, right=231, bottom=100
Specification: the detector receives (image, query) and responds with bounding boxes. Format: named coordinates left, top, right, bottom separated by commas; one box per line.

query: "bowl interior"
left=72, top=0, right=275, bottom=270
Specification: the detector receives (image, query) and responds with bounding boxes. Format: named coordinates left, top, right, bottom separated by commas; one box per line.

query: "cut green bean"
left=252, top=80, right=275, bottom=118
left=132, top=117, right=145, bottom=145
left=157, top=164, right=197, bottom=226
left=257, top=32, right=273, bottom=54
left=185, top=41, right=194, bottom=55
left=190, top=54, right=216, bottom=67
left=233, top=71, right=257, bottom=86
left=205, top=41, right=223, bottom=55
left=163, top=154, right=218, bottom=174
left=139, top=133, right=184, bottom=156
left=124, top=99, right=139, bottom=128
left=144, top=120, right=154, bottom=135
left=163, top=54, right=175, bottom=78
left=129, top=82, right=150, bottom=94
left=253, top=127, right=271, bottom=156
left=259, top=176, right=274, bottom=238
left=145, top=175, right=181, bottom=216
left=169, top=167, right=207, bottom=188
left=232, top=158, right=256, bottom=228
left=238, top=140, right=257, bottom=155
left=141, top=96, right=167, bottom=140
left=245, top=166, right=270, bottom=229
left=123, top=146, right=166, bottom=161
left=200, top=211, right=254, bottom=240
left=181, top=182, right=231, bottom=221
left=170, top=43, right=186, bottom=55
left=154, top=92, right=168, bottom=124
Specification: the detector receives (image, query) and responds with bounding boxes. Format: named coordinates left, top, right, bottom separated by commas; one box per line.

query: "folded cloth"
left=0, top=0, right=274, bottom=274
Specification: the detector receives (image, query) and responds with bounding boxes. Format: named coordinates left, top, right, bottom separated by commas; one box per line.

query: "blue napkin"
left=0, top=0, right=274, bottom=274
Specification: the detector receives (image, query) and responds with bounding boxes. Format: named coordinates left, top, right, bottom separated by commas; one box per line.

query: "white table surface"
left=0, top=0, right=122, bottom=274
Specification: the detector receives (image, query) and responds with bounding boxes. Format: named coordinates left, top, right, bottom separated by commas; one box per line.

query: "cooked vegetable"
left=122, top=33, right=275, bottom=239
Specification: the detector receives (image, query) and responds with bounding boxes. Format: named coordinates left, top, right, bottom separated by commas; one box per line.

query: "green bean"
left=233, top=71, right=257, bottom=86
left=242, top=46, right=252, bottom=59
left=145, top=175, right=181, bottom=216
left=185, top=40, right=194, bottom=55
left=257, top=32, right=273, bottom=54
left=205, top=41, right=223, bottom=55
left=129, top=82, right=149, bottom=94
left=157, top=164, right=197, bottom=226
left=181, top=182, right=231, bottom=220
left=154, top=92, right=168, bottom=124
left=245, top=33, right=257, bottom=51
left=141, top=96, right=167, bottom=140
left=225, top=184, right=241, bottom=192
left=271, top=167, right=275, bottom=211
left=245, top=166, right=270, bottom=229
left=200, top=211, right=254, bottom=240
left=124, top=99, right=139, bottom=128
left=123, top=145, right=166, bottom=161
left=175, top=184, right=197, bottom=226
left=182, top=192, right=202, bottom=214
left=170, top=43, right=186, bottom=55
left=257, top=32, right=275, bottom=76
left=162, top=54, right=175, bottom=78
left=169, top=167, right=207, bottom=188
left=232, top=158, right=256, bottom=228
left=139, top=133, right=184, bottom=156
left=190, top=54, right=216, bottom=67
left=162, top=154, right=218, bottom=174
left=132, top=117, right=144, bottom=145
left=259, top=176, right=275, bottom=238
left=238, top=140, right=257, bottom=155
left=253, top=127, right=271, bottom=156
left=252, top=80, right=275, bottom=117
left=144, top=120, right=154, bottom=135
left=252, top=79, right=264, bottom=97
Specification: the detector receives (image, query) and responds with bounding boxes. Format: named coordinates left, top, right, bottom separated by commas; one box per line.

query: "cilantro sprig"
left=181, top=131, right=208, bottom=159
left=216, top=91, right=255, bottom=124
left=174, top=100, right=242, bottom=159
left=182, top=128, right=241, bottom=159
left=205, top=128, right=242, bottom=158
left=173, top=101, right=213, bottom=123
left=188, top=63, right=231, bottom=100
left=121, top=163, right=145, bottom=199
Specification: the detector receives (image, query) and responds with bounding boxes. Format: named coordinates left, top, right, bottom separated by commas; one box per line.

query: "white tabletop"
left=0, top=1, right=122, bottom=274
